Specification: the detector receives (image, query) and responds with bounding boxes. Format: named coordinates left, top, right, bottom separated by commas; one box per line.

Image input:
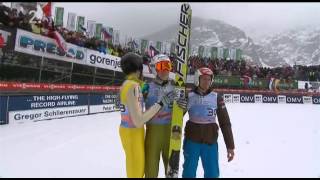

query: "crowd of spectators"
left=0, top=4, right=127, bottom=57
left=188, top=56, right=320, bottom=82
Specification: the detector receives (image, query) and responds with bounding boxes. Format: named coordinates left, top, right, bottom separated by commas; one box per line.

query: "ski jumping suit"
left=144, top=80, right=174, bottom=178
left=119, top=75, right=162, bottom=178
left=182, top=89, right=235, bottom=178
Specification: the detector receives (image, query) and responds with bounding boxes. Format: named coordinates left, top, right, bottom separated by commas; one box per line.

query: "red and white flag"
left=52, top=30, right=67, bottom=53
left=41, top=2, right=52, bottom=17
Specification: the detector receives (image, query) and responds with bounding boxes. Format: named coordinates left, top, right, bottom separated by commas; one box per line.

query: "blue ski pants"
left=182, top=139, right=220, bottom=178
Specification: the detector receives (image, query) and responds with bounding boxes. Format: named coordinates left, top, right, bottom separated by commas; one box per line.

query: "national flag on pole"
left=41, top=2, right=52, bottom=17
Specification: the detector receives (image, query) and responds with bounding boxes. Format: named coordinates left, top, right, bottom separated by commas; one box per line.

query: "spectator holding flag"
left=102, top=27, right=112, bottom=40
left=148, top=45, right=159, bottom=58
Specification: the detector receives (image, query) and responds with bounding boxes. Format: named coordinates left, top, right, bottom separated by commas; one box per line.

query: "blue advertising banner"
left=0, top=96, right=8, bottom=125
left=262, top=95, right=278, bottom=104
left=8, top=94, right=88, bottom=111
left=8, top=94, right=89, bottom=124
left=240, top=94, right=255, bottom=103
left=89, top=93, right=120, bottom=114
left=313, top=96, right=320, bottom=105
left=89, top=93, right=119, bottom=105
left=285, top=95, right=303, bottom=104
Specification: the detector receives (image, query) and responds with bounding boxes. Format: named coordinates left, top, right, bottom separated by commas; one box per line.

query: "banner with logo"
left=54, top=7, right=64, bottom=27
left=240, top=94, right=255, bottom=103
left=14, top=29, right=86, bottom=65
left=8, top=94, right=89, bottom=124
left=220, top=93, right=319, bottom=105
left=240, top=78, right=269, bottom=89
left=89, top=93, right=119, bottom=114
left=213, top=75, right=241, bottom=88
left=86, top=49, right=121, bottom=72
left=1, top=91, right=120, bottom=125
left=313, top=96, right=320, bottom=104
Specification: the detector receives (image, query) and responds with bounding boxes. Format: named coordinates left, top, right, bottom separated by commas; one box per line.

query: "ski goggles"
left=155, top=61, right=172, bottom=72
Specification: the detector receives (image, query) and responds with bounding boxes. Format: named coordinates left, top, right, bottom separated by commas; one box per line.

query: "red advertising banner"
left=0, top=82, right=120, bottom=92
left=1, top=81, right=319, bottom=96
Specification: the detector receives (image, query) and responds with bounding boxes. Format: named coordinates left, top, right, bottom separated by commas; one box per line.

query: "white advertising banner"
left=223, top=94, right=233, bottom=103
left=9, top=106, right=88, bottom=124
left=233, top=94, right=240, bottom=103
left=67, top=12, right=77, bottom=31
left=254, top=95, right=263, bottom=103
left=86, top=49, right=122, bottom=72
left=89, top=104, right=119, bottom=114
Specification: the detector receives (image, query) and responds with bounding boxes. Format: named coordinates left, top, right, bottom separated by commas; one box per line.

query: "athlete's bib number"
left=207, top=108, right=216, bottom=117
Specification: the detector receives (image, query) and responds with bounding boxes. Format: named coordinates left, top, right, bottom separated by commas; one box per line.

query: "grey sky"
left=6, top=2, right=320, bottom=41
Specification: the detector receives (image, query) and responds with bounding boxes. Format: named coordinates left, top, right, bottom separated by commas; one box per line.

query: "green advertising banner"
left=141, top=39, right=149, bottom=54
left=213, top=76, right=241, bottom=88
left=239, top=78, right=269, bottom=89
left=218, top=47, right=224, bottom=59
left=236, top=49, right=242, bottom=61
left=223, top=48, right=229, bottom=59
left=212, top=75, right=298, bottom=90
left=108, top=27, right=114, bottom=44
left=211, top=47, right=218, bottom=59
left=273, top=79, right=298, bottom=90
left=95, top=23, right=103, bottom=40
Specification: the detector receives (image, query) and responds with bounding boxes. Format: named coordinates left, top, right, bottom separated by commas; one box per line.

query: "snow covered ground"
left=0, top=103, right=320, bottom=178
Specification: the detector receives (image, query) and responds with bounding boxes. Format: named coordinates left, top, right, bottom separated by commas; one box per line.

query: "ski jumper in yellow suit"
left=119, top=74, right=162, bottom=178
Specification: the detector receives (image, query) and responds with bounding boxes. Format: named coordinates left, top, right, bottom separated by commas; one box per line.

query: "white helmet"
left=194, top=67, right=214, bottom=87
left=150, top=54, right=171, bottom=75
